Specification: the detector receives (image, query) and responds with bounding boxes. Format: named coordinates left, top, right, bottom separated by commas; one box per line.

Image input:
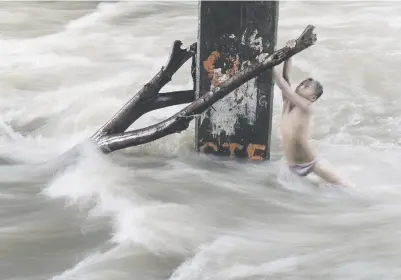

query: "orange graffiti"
left=199, top=142, right=218, bottom=153
left=203, top=51, right=241, bottom=87
left=203, top=51, right=220, bottom=79
left=222, top=143, right=244, bottom=157
left=199, top=141, right=266, bottom=161
left=247, top=144, right=266, bottom=161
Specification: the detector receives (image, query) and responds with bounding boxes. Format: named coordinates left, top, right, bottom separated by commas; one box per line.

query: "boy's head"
left=295, top=78, right=323, bottom=102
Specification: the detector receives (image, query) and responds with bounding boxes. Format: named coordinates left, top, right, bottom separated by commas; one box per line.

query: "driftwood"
left=91, top=25, right=317, bottom=154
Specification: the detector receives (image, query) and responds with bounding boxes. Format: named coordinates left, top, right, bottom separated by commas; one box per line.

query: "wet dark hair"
left=300, top=78, right=323, bottom=100
left=313, top=80, right=324, bottom=99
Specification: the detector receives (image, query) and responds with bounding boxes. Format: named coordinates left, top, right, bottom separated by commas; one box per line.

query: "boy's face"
left=295, top=78, right=318, bottom=102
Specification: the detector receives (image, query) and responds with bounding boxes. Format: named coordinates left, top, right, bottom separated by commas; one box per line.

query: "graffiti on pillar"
left=198, top=141, right=266, bottom=160
left=200, top=29, right=266, bottom=138
left=222, top=143, right=244, bottom=157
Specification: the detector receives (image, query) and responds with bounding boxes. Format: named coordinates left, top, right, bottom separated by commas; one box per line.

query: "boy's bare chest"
left=281, top=108, right=312, bottom=136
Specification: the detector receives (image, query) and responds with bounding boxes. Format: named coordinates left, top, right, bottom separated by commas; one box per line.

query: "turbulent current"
left=1, top=2, right=401, bottom=280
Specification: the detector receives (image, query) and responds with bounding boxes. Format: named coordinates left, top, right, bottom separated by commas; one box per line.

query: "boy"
left=273, top=39, right=352, bottom=188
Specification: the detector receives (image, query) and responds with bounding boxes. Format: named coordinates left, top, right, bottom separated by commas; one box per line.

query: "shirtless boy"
left=273, top=39, right=352, bottom=188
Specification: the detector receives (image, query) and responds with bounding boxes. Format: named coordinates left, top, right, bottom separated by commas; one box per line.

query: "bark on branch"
left=144, top=90, right=195, bottom=111
left=94, top=25, right=317, bottom=153
left=91, top=40, right=196, bottom=141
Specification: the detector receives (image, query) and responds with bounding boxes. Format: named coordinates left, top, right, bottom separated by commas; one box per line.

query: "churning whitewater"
left=1, top=2, right=401, bottom=280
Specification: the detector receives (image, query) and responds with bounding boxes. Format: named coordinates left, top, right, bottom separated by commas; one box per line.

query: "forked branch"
left=91, top=41, right=196, bottom=140
left=94, top=25, right=318, bottom=153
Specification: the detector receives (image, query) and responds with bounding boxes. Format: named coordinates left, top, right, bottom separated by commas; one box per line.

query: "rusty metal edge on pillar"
left=195, top=1, right=279, bottom=160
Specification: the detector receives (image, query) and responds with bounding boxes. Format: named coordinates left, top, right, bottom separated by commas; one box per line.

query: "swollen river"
left=1, top=2, right=401, bottom=280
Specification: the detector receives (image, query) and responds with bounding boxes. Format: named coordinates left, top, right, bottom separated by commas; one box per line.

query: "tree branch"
left=95, top=25, right=317, bottom=153
left=91, top=41, right=197, bottom=140
left=102, top=90, right=195, bottom=128
left=145, top=90, right=195, bottom=111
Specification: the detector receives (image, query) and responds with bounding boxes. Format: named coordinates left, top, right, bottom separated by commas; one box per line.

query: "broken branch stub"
left=272, top=25, right=316, bottom=62
left=91, top=41, right=197, bottom=140
left=95, top=25, right=317, bottom=153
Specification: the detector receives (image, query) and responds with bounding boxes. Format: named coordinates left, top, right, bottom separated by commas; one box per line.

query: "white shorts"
left=288, top=157, right=319, bottom=177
